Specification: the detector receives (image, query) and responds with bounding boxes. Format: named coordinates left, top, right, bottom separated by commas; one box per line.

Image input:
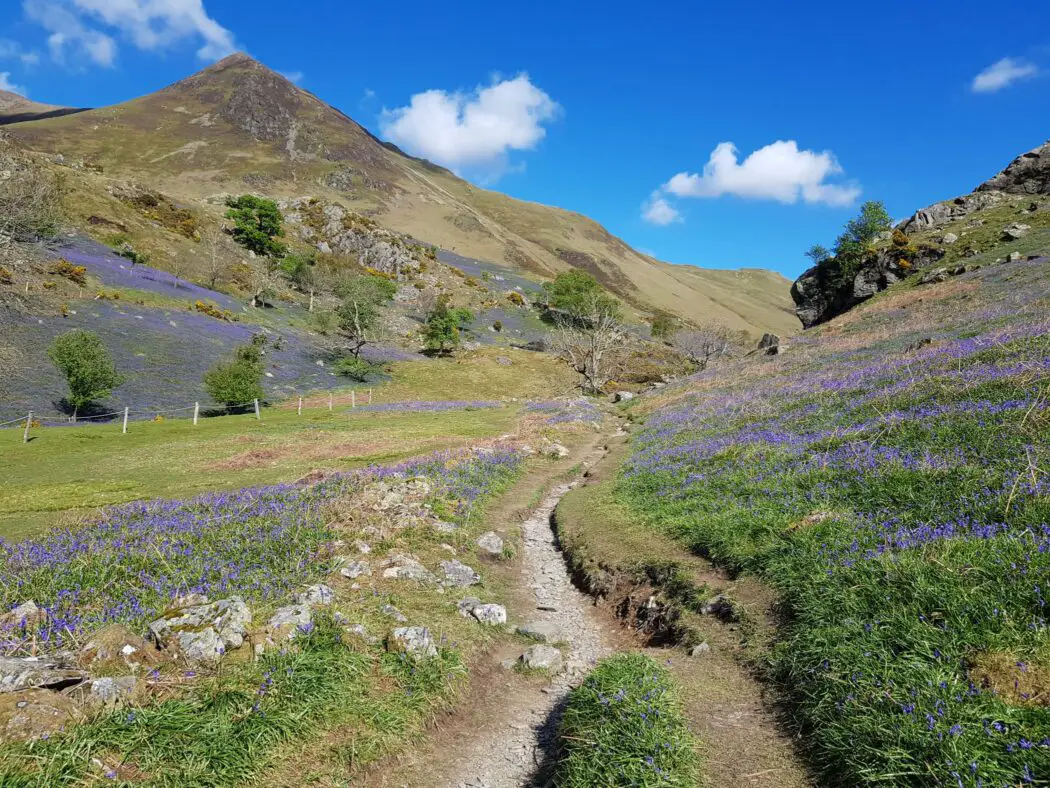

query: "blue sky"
left=1, top=0, right=1048, bottom=278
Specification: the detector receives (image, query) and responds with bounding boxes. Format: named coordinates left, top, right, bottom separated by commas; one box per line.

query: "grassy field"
left=0, top=403, right=517, bottom=540
left=615, top=256, right=1050, bottom=784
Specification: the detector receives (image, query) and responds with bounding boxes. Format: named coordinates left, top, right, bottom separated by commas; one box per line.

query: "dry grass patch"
left=969, top=650, right=1050, bottom=707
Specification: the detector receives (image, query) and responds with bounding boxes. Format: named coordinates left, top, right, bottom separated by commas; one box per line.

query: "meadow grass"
left=554, top=653, right=700, bottom=787
left=617, top=258, right=1050, bottom=785
left=0, top=405, right=517, bottom=540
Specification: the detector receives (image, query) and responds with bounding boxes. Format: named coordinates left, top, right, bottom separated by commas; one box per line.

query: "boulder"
left=78, top=624, right=166, bottom=673
left=148, top=596, right=251, bottom=664
left=0, top=689, right=81, bottom=742
left=386, top=627, right=437, bottom=659
left=516, top=621, right=560, bottom=643
left=613, top=391, right=635, bottom=403
left=920, top=267, right=950, bottom=285
left=380, top=553, right=436, bottom=583
left=470, top=604, right=506, bottom=626
left=520, top=645, right=563, bottom=673
left=267, top=604, right=314, bottom=641
left=941, top=232, right=959, bottom=245
left=456, top=597, right=482, bottom=617
left=1007, top=251, right=1023, bottom=262
left=0, top=601, right=47, bottom=632
left=339, top=560, right=372, bottom=580
left=1002, top=223, right=1031, bottom=241
left=757, top=333, right=780, bottom=351
left=0, top=656, right=87, bottom=693
left=84, top=676, right=137, bottom=709
left=440, top=560, right=481, bottom=588
left=544, top=442, right=570, bottom=459
left=689, top=642, right=711, bottom=657
left=295, top=584, right=335, bottom=606
left=475, top=531, right=504, bottom=556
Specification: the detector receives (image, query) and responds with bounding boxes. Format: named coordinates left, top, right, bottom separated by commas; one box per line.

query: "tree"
left=423, top=295, right=473, bottom=354
left=673, top=324, right=731, bottom=371
left=804, top=244, right=831, bottom=267
left=203, top=337, right=265, bottom=408
left=334, top=275, right=396, bottom=358
left=47, top=330, right=124, bottom=421
left=650, top=311, right=678, bottom=341
left=550, top=291, right=628, bottom=394
left=804, top=201, right=892, bottom=285
left=541, top=270, right=620, bottom=323
left=280, top=251, right=316, bottom=292
left=224, top=195, right=286, bottom=258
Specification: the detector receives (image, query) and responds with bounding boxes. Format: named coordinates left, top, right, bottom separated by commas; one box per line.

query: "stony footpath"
left=442, top=479, right=614, bottom=788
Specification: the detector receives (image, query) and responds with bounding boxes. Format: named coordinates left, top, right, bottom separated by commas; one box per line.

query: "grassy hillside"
left=615, top=251, right=1050, bottom=783
left=4, top=54, right=795, bottom=337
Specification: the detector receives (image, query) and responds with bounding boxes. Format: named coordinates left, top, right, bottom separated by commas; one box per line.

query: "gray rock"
left=613, top=391, right=635, bottom=403
left=920, top=267, right=950, bottom=285
left=976, top=140, right=1050, bottom=195
left=148, top=596, right=251, bottom=663
left=1008, top=251, right=1023, bottom=262
left=520, top=645, right=563, bottom=672
left=440, top=560, right=481, bottom=588
left=1002, top=223, right=1031, bottom=241
left=387, top=627, right=437, bottom=659
left=295, top=584, right=335, bottom=606
left=757, top=332, right=780, bottom=351
left=381, top=554, right=436, bottom=583
left=380, top=604, right=408, bottom=623
left=354, top=540, right=372, bottom=554
left=475, top=531, right=504, bottom=556
left=345, top=624, right=379, bottom=645
left=941, top=232, right=959, bottom=245
left=545, top=443, right=570, bottom=459
left=87, top=676, right=137, bottom=709
left=456, top=597, right=482, bottom=617
left=689, top=642, right=711, bottom=657
left=516, top=621, right=560, bottom=643
left=316, top=241, right=332, bottom=254
left=0, top=601, right=46, bottom=630
left=339, top=560, right=372, bottom=580
left=268, top=604, right=314, bottom=640
left=470, top=604, right=507, bottom=626
left=0, top=657, right=87, bottom=693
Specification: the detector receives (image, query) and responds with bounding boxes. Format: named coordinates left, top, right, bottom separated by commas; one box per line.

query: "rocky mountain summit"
left=792, top=139, right=1050, bottom=327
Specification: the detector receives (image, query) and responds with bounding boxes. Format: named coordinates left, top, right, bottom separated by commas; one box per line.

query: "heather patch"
left=618, top=260, right=1050, bottom=784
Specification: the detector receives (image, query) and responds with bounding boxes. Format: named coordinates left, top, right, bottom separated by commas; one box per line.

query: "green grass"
left=553, top=653, right=701, bottom=787
left=0, top=616, right=465, bottom=786
left=0, top=404, right=516, bottom=540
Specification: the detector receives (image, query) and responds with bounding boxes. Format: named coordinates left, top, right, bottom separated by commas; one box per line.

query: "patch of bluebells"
left=619, top=261, right=1050, bottom=784
left=524, top=398, right=602, bottom=427
left=0, top=446, right=523, bottom=652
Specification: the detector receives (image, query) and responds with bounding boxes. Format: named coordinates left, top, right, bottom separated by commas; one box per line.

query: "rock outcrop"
left=791, top=246, right=942, bottom=329
left=975, top=140, right=1050, bottom=195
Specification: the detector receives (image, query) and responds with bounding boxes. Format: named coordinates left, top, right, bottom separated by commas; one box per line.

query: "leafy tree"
left=203, top=338, right=265, bottom=408
left=334, top=275, right=396, bottom=358
left=47, top=330, right=124, bottom=421
left=806, top=201, right=893, bottom=284
left=423, top=296, right=473, bottom=354
left=542, top=270, right=620, bottom=323
left=805, top=244, right=831, bottom=266
left=224, top=195, right=286, bottom=258
left=280, top=251, right=316, bottom=291
left=650, top=311, right=678, bottom=341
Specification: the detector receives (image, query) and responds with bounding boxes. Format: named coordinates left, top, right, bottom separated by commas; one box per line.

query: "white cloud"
left=0, top=72, right=29, bottom=96
left=22, top=0, right=237, bottom=66
left=641, top=193, right=682, bottom=225
left=278, top=70, right=303, bottom=84
left=971, top=57, right=1038, bottom=93
left=380, top=74, right=560, bottom=179
left=0, top=39, right=42, bottom=66
left=662, top=140, right=860, bottom=207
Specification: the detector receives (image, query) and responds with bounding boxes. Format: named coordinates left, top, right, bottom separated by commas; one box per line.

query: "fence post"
left=254, top=399, right=261, bottom=420
left=193, top=402, right=199, bottom=426
left=368, top=389, right=372, bottom=404
left=23, top=411, right=31, bottom=444
left=297, top=396, right=303, bottom=416
left=351, top=390, right=356, bottom=409
left=122, top=407, right=129, bottom=434
left=328, top=393, right=333, bottom=412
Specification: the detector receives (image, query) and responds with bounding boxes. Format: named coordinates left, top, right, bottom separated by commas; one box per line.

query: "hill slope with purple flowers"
left=617, top=246, right=1050, bottom=783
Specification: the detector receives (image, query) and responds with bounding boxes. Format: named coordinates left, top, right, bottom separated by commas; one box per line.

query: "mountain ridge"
left=3, top=53, right=796, bottom=336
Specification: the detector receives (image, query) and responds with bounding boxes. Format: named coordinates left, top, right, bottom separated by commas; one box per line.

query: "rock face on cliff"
left=791, top=250, right=925, bottom=329
left=975, top=140, right=1050, bottom=196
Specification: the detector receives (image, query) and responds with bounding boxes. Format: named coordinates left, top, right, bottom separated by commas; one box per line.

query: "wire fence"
left=3, top=388, right=376, bottom=441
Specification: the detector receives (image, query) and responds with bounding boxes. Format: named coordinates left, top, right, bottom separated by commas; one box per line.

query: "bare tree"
left=550, top=292, right=629, bottom=394
left=200, top=226, right=225, bottom=291
left=0, top=157, right=64, bottom=248
left=673, top=324, right=731, bottom=371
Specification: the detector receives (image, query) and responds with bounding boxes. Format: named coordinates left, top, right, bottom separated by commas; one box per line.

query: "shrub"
left=506, top=290, right=526, bottom=307
left=650, top=311, right=678, bottom=340
left=194, top=300, right=235, bottom=321
left=423, top=297, right=473, bottom=354
left=47, top=330, right=124, bottom=421
left=279, top=251, right=316, bottom=291
left=203, top=339, right=265, bottom=407
left=492, top=320, right=503, bottom=332
left=0, top=266, right=12, bottom=285
left=333, top=356, right=377, bottom=381
left=554, top=654, right=700, bottom=787
left=0, top=163, right=64, bottom=243
left=224, top=195, right=286, bottom=258
left=48, top=259, right=87, bottom=286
